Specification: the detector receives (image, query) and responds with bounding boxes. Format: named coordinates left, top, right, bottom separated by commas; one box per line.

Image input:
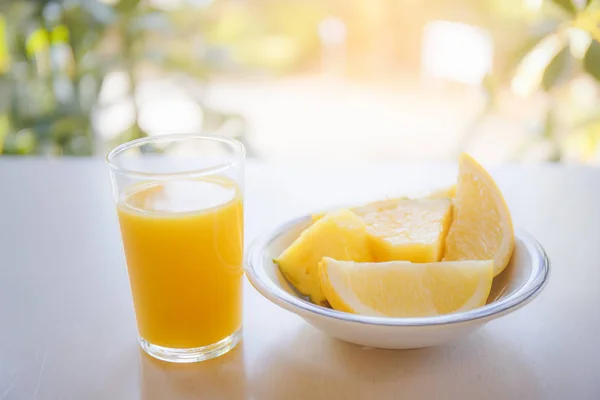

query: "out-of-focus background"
left=2, top=0, right=600, bottom=163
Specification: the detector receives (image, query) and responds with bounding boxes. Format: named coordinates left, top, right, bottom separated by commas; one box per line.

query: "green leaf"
left=584, top=40, right=600, bottom=81
left=150, top=52, right=211, bottom=79
left=500, top=21, right=561, bottom=82
left=480, top=73, right=500, bottom=109
left=542, top=45, right=572, bottom=91
left=543, top=109, right=556, bottom=139
left=551, top=0, right=578, bottom=15
left=115, top=0, right=141, bottom=13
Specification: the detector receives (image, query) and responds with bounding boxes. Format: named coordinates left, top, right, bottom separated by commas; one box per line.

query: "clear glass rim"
left=106, top=134, right=246, bottom=179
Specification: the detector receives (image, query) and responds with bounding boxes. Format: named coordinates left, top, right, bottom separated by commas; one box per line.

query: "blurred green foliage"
left=0, top=0, right=327, bottom=156
left=3, top=0, right=600, bottom=160
left=472, top=0, right=600, bottom=161
left=0, top=0, right=138, bottom=155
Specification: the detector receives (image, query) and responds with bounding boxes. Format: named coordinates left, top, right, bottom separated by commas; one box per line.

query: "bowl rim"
left=245, top=215, right=550, bottom=327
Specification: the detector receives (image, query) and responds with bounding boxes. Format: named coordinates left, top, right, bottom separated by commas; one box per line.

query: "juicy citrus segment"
left=426, top=184, right=456, bottom=199
left=311, top=197, right=406, bottom=222
left=319, top=257, right=494, bottom=317
left=311, top=185, right=455, bottom=223
left=275, top=209, right=373, bottom=305
left=362, top=198, right=453, bottom=262
left=444, top=154, right=514, bottom=276
left=352, top=197, right=408, bottom=216
left=311, top=213, right=325, bottom=223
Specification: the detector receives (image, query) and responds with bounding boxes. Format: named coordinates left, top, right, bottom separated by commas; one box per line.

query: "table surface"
left=1, top=158, right=599, bottom=400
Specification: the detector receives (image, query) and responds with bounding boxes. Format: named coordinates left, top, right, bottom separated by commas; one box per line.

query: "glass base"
left=139, top=329, right=242, bottom=363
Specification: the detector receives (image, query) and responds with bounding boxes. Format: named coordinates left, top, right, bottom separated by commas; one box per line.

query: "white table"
left=1, top=159, right=599, bottom=399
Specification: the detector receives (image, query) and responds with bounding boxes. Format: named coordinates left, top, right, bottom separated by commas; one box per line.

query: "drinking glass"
left=107, top=134, right=245, bottom=363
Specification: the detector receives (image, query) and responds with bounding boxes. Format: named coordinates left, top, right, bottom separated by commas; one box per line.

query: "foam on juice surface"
left=122, top=177, right=238, bottom=214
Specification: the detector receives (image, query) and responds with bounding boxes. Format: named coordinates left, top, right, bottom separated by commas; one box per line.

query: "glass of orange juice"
left=107, top=134, right=245, bottom=363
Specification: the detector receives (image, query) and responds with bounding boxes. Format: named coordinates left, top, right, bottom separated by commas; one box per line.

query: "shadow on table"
left=251, top=325, right=540, bottom=400
left=139, top=343, right=247, bottom=400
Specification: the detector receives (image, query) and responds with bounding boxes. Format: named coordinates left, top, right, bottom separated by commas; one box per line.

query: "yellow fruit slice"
left=275, top=209, right=373, bottom=305
left=319, top=257, right=494, bottom=317
left=426, top=184, right=456, bottom=199
left=362, top=198, right=453, bottom=262
left=311, top=213, right=325, bottom=223
left=444, top=153, right=514, bottom=276
left=311, top=185, right=455, bottom=223
left=313, top=198, right=452, bottom=263
left=311, top=197, right=406, bottom=222
left=352, top=197, right=408, bottom=215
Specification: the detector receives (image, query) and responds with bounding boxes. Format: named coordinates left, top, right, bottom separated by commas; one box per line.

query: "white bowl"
left=245, top=215, right=550, bottom=349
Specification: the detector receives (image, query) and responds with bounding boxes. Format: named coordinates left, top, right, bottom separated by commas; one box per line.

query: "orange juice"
left=117, top=176, right=243, bottom=349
